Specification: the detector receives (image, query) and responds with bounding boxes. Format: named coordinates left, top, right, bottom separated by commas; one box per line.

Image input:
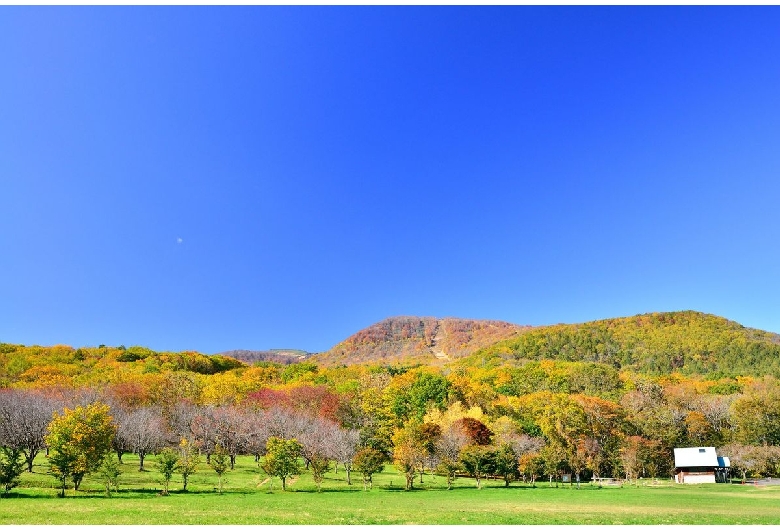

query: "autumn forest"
left=2, top=310, right=780, bottom=498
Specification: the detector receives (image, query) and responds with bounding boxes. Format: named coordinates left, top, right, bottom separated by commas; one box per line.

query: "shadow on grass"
left=0, top=491, right=40, bottom=499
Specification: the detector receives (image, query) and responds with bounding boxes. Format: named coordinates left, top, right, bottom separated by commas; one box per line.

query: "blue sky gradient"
left=2, top=7, right=779, bottom=353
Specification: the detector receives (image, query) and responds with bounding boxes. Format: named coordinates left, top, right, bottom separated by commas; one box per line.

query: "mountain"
left=311, top=316, right=528, bottom=366
left=309, top=311, right=780, bottom=377
left=463, top=310, right=780, bottom=377
left=217, top=349, right=311, bottom=365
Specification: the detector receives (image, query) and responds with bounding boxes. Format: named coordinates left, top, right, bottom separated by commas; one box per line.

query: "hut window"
left=698, top=448, right=706, bottom=453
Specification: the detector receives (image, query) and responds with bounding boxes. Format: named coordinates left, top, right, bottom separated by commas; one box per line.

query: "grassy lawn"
left=2, top=454, right=779, bottom=524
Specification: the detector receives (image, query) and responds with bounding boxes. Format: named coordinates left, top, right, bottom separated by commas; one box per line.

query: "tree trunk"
left=230, top=454, right=236, bottom=470
left=139, top=451, right=146, bottom=472
left=345, top=465, right=352, bottom=486
left=24, top=449, right=38, bottom=473
left=282, top=476, right=287, bottom=490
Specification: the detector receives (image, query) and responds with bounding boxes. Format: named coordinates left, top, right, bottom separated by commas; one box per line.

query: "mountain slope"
left=217, top=349, right=311, bottom=365
left=463, top=310, right=780, bottom=377
left=311, top=316, right=528, bottom=366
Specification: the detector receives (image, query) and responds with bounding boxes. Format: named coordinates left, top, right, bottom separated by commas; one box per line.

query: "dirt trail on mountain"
left=430, top=321, right=450, bottom=360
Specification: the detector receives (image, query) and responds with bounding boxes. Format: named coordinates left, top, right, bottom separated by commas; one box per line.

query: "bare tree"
left=297, top=416, right=339, bottom=492
left=331, top=428, right=360, bottom=485
left=107, top=404, right=131, bottom=463
left=241, top=410, right=269, bottom=463
left=692, top=394, right=734, bottom=443
left=190, top=406, right=215, bottom=454
left=265, top=406, right=305, bottom=440
left=0, top=390, right=61, bottom=472
left=117, top=406, right=167, bottom=471
left=434, top=426, right=469, bottom=489
left=720, top=443, right=780, bottom=483
left=211, top=406, right=245, bottom=469
left=167, top=400, right=198, bottom=443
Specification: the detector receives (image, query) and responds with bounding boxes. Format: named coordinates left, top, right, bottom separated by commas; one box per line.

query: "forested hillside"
left=0, top=343, right=244, bottom=390
left=466, top=311, right=780, bottom=377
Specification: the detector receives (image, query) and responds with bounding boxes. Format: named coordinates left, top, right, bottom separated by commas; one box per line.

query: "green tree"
left=418, top=422, right=442, bottom=482
left=459, top=444, right=496, bottom=489
left=493, top=443, right=519, bottom=487
left=308, top=454, right=332, bottom=493
left=540, top=444, right=567, bottom=488
left=177, top=438, right=201, bottom=492
left=391, top=372, right=451, bottom=424
left=97, top=453, right=122, bottom=497
left=209, top=444, right=229, bottom=494
left=0, top=447, right=25, bottom=497
left=45, top=402, right=116, bottom=496
left=436, top=456, right=461, bottom=490
left=352, top=447, right=385, bottom=491
left=354, top=372, right=395, bottom=455
left=262, top=437, right=302, bottom=491
left=156, top=448, right=179, bottom=495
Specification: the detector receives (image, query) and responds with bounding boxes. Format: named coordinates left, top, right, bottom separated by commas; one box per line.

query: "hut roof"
left=674, top=447, right=719, bottom=468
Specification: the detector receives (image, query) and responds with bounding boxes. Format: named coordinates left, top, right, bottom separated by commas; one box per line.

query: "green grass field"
left=2, top=454, right=780, bottom=524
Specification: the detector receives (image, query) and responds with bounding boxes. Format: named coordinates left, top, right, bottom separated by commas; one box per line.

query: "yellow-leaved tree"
left=391, top=423, right=426, bottom=490
left=46, top=402, right=116, bottom=497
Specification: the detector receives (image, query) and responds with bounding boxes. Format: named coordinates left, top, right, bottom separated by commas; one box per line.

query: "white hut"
left=673, top=447, right=730, bottom=484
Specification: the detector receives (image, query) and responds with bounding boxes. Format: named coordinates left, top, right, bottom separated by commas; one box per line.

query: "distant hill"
left=463, top=310, right=780, bottom=377
left=218, top=349, right=311, bottom=365
left=311, top=316, right=528, bottom=366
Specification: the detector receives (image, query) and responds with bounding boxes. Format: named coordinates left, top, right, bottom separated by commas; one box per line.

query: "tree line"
left=2, top=368, right=780, bottom=497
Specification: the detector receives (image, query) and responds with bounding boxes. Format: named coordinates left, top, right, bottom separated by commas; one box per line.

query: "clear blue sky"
left=2, top=7, right=779, bottom=354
